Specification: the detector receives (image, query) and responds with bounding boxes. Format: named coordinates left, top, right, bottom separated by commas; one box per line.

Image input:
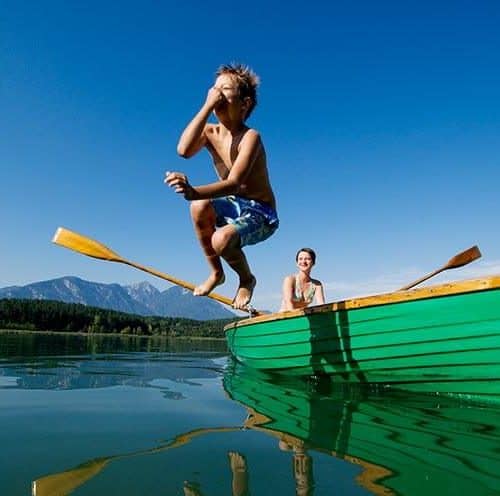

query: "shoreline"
left=0, top=329, right=226, bottom=341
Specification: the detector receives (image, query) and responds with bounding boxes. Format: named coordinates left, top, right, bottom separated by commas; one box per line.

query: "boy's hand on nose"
left=206, top=86, right=224, bottom=109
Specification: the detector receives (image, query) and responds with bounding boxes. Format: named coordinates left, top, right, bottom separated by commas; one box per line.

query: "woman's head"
left=295, top=247, right=316, bottom=265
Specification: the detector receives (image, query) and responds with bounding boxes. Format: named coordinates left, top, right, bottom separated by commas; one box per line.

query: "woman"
left=280, top=248, right=325, bottom=311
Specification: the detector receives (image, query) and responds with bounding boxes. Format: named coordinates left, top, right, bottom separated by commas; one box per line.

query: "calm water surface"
left=1, top=332, right=500, bottom=496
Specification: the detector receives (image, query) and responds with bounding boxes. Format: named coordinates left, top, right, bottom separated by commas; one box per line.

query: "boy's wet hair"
left=296, top=248, right=317, bottom=265
left=216, top=63, right=260, bottom=120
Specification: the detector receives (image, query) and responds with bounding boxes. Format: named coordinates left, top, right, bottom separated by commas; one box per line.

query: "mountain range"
left=0, top=276, right=236, bottom=320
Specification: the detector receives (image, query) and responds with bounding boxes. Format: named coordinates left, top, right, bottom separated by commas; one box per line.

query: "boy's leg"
left=212, top=225, right=256, bottom=310
left=190, top=200, right=225, bottom=296
left=228, top=451, right=249, bottom=496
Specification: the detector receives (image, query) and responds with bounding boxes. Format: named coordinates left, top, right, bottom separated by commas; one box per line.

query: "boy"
left=165, top=63, right=278, bottom=310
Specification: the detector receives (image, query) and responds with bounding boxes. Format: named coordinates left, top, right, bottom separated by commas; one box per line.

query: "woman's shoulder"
left=311, top=278, right=323, bottom=287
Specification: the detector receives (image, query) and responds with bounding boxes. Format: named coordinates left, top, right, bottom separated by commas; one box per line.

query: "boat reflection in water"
left=31, top=360, right=500, bottom=495
left=223, top=361, right=500, bottom=496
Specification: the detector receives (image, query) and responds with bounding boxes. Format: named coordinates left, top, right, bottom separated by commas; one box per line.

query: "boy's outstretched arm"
left=177, top=87, right=224, bottom=158
left=167, top=130, right=262, bottom=200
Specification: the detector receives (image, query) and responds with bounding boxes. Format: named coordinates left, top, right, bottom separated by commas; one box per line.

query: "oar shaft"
left=123, top=259, right=234, bottom=307
left=399, top=268, right=443, bottom=291
left=53, top=226, right=261, bottom=315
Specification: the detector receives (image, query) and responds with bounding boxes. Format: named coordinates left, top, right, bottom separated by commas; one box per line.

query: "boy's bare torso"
left=205, top=124, right=276, bottom=210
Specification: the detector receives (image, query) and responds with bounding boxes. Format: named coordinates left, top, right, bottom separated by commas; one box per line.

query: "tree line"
left=0, top=299, right=235, bottom=338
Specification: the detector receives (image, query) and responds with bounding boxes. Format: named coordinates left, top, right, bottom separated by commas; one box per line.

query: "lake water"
left=1, top=331, right=500, bottom=496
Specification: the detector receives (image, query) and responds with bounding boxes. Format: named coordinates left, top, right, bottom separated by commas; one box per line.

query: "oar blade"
left=399, top=244, right=482, bottom=291
left=32, top=459, right=110, bottom=496
left=446, top=245, right=481, bottom=269
left=52, top=227, right=122, bottom=262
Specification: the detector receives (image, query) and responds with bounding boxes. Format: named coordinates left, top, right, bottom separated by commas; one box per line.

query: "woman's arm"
left=315, top=281, right=325, bottom=305
left=280, top=275, right=295, bottom=311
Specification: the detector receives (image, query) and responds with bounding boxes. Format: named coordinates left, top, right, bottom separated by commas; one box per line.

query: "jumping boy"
left=165, top=63, right=278, bottom=310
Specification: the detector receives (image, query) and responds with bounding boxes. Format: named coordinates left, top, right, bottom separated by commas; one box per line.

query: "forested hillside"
left=0, top=299, right=234, bottom=338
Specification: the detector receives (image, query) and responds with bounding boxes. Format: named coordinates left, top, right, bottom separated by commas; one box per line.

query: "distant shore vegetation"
left=0, top=299, right=234, bottom=338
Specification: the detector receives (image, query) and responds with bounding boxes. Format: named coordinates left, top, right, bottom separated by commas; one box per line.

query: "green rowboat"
left=225, top=275, right=500, bottom=403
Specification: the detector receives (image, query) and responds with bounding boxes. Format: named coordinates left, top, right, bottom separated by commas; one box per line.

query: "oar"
left=399, top=245, right=482, bottom=291
left=33, top=426, right=240, bottom=496
left=52, top=227, right=237, bottom=309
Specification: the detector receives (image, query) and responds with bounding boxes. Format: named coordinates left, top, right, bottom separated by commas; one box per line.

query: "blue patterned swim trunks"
left=211, top=196, right=279, bottom=247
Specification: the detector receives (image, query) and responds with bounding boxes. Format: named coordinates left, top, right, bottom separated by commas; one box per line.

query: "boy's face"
left=214, top=74, right=240, bottom=104
left=213, top=73, right=249, bottom=120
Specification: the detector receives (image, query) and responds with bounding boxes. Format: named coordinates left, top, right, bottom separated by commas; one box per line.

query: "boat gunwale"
left=225, top=275, right=500, bottom=332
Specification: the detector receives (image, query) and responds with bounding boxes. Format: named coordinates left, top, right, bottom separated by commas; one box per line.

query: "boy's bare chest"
left=206, top=136, right=238, bottom=175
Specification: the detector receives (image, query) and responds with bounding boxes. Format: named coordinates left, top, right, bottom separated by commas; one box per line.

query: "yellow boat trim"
left=225, top=275, right=500, bottom=331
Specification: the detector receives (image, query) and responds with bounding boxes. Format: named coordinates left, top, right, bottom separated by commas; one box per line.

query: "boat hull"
left=225, top=277, right=500, bottom=402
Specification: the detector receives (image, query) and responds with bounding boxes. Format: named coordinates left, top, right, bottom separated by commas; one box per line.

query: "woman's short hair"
left=295, top=247, right=316, bottom=264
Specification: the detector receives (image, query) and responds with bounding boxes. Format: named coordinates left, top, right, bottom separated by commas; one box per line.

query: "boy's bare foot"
left=228, top=451, right=247, bottom=472
left=232, top=276, right=256, bottom=310
left=229, top=452, right=249, bottom=496
left=193, top=272, right=225, bottom=296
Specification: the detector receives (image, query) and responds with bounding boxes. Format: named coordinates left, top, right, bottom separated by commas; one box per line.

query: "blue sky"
left=2, top=0, right=499, bottom=311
